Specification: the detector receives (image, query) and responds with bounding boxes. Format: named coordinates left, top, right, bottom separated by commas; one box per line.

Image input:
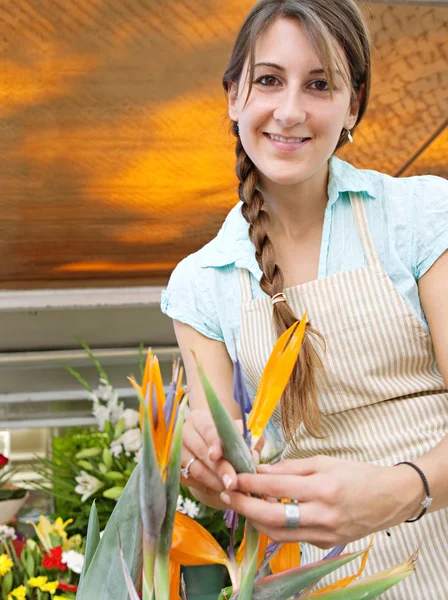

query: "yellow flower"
left=7, top=585, right=27, bottom=600
left=0, top=553, right=14, bottom=577
left=41, top=580, right=59, bottom=594
left=28, top=576, right=48, bottom=587
left=27, top=515, right=73, bottom=552
left=65, top=533, right=83, bottom=551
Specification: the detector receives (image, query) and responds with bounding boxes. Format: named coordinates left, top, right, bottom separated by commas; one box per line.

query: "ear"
left=345, top=85, right=363, bottom=130
left=227, top=81, right=239, bottom=122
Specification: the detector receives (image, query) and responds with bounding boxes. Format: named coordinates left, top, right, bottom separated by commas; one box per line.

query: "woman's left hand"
left=219, top=456, right=422, bottom=549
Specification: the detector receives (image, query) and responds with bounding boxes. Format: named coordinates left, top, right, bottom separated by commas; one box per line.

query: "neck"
left=258, top=162, right=329, bottom=239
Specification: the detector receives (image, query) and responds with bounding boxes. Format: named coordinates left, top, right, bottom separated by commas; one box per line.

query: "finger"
left=236, top=473, right=314, bottom=501
left=215, top=459, right=238, bottom=491
left=257, top=457, right=320, bottom=476
left=181, top=450, right=223, bottom=492
left=219, top=490, right=314, bottom=528
left=190, top=412, right=223, bottom=461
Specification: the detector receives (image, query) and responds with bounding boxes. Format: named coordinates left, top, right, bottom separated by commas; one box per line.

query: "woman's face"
left=228, top=18, right=359, bottom=188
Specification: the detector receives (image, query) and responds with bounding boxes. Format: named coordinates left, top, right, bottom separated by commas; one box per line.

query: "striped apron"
left=237, top=192, right=448, bottom=599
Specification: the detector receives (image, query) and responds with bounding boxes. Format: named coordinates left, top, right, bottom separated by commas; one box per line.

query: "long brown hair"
left=222, top=0, right=371, bottom=439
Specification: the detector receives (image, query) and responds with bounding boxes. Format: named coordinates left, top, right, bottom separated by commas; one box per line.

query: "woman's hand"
left=219, top=456, right=423, bottom=549
left=181, top=409, right=238, bottom=495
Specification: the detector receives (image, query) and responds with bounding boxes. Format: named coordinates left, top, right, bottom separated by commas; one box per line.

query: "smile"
left=265, top=133, right=311, bottom=143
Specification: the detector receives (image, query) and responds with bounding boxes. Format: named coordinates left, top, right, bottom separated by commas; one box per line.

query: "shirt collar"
left=198, top=156, right=376, bottom=279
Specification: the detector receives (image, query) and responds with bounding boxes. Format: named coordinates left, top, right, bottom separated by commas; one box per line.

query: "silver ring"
left=284, top=501, right=300, bottom=529
left=180, top=457, right=197, bottom=479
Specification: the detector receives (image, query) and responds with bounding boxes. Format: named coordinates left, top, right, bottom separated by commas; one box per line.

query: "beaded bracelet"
left=395, top=461, right=433, bottom=523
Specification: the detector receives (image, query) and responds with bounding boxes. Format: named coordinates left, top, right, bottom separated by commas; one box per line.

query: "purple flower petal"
left=233, top=359, right=252, bottom=446
left=323, top=545, right=346, bottom=559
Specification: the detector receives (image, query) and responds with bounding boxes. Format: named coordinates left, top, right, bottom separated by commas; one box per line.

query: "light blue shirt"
left=161, top=156, right=448, bottom=362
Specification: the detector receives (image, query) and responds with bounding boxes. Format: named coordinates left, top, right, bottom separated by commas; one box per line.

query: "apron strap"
left=349, top=192, right=381, bottom=267
left=238, top=268, right=253, bottom=304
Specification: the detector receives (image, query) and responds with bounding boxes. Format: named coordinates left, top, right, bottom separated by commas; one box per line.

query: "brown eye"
left=310, top=79, right=329, bottom=92
left=256, top=75, right=281, bottom=87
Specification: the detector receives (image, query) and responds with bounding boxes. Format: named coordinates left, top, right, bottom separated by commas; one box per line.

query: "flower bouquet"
left=74, top=320, right=417, bottom=600
left=31, top=343, right=143, bottom=534
left=0, top=516, right=84, bottom=599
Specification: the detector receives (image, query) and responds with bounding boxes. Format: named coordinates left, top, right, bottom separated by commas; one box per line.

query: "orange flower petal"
left=170, top=512, right=230, bottom=568
left=270, top=542, right=301, bottom=574
left=169, top=560, right=181, bottom=600
left=311, top=536, right=375, bottom=595
left=248, top=314, right=307, bottom=445
left=236, top=530, right=269, bottom=569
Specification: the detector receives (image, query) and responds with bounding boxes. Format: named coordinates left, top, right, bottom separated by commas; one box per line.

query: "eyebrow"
left=254, top=63, right=342, bottom=76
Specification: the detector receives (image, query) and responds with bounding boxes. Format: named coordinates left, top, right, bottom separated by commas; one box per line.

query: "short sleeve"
left=160, top=255, right=224, bottom=342
left=411, top=175, right=448, bottom=280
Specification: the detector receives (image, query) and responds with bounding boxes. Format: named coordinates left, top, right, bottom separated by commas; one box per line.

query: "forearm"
left=414, top=434, right=448, bottom=513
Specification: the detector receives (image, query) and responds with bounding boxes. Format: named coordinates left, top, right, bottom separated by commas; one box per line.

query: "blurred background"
left=0, top=0, right=446, bottom=517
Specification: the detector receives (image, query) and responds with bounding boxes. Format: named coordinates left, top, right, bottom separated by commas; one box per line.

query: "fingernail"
left=222, top=475, right=232, bottom=490
left=208, top=446, right=216, bottom=459
left=220, top=492, right=231, bottom=505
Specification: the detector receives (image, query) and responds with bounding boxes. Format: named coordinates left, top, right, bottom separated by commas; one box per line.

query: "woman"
left=160, top=0, right=448, bottom=596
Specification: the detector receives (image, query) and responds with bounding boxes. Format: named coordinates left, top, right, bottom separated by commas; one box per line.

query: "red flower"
left=57, top=581, right=78, bottom=592
left=0, top=454, right=8, bottom=468
left=12, top=539, right=25, bottom=559
left=42, top=546, right=67, bottom=571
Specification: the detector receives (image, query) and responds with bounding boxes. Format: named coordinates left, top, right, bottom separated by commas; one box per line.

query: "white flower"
left=122, top=408, right=140, bottom=430
left=182, top=498, right=200, bottom=519
left=176, top=495, right=185, bottom=513
left=110, top=441, right=123, bottom=458
left=74, top=471, right=104, bottom=502
left=62, top=549, right=85, bottom=574
left=134, top=447, right=142, bottom=463
left=0, top=525, right=16, bottom=542
left=92, top=403, right=110, bottom=431
left=116, top=428, right=142, bottom=454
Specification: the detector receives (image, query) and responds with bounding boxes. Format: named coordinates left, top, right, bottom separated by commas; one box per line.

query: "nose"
left=273, top=88, right=307, bottom=128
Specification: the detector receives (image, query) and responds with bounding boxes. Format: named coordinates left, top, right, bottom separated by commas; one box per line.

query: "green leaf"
left=105, top=471, right=126, bottom=481
left=103, top=448, right=113, bottom=469
left=158, top=398, right=187, bottom=557
left=76, top=465, right=143, bottom=600
left=140, top=400, right=166, bottom=541
left=79, top=500, right=100, bottom=589
left=236, top=523, right=259, bottom=600
left=118, top=529, right=141, bottom=600
left=78, top=338, right=111, bottom=383
left=196, top=360, right=255, bottom=474
left=239, top=549, right=367, bottom=600
left=62, top=363, right=93, bottom=393
left=76, top=447, right=103, bottom=459
left=299, top=554, right=417, bottom=600
left=103, top=486, right=124, bottom=499
left=77, top=460, right=94, bottom=471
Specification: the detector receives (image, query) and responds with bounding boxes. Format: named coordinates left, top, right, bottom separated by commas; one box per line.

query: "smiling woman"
left=160, top=0, right=448, bottom=598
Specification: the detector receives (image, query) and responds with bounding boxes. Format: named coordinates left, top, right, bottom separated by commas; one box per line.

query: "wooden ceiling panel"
left=0, top=0, right=446, bottom=288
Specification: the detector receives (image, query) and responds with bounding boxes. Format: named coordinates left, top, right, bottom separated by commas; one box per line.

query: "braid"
left=233, top=122, right=325, bottom=439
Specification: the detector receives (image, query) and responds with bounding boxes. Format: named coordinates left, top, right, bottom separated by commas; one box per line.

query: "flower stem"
left=142, top=532, right=157, bottom=600
left=236, top=523, right=259, bottom=600
left=154, top=551, right=170, bottom=600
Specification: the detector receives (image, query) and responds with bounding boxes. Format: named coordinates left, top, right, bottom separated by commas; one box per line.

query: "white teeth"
left=267, top=133, right=308, bottom=143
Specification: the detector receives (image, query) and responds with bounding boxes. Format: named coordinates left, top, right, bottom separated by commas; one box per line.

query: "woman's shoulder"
left=160, top=203, right=248, bottom=341
left=351, top=160, right=447, bottom=203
